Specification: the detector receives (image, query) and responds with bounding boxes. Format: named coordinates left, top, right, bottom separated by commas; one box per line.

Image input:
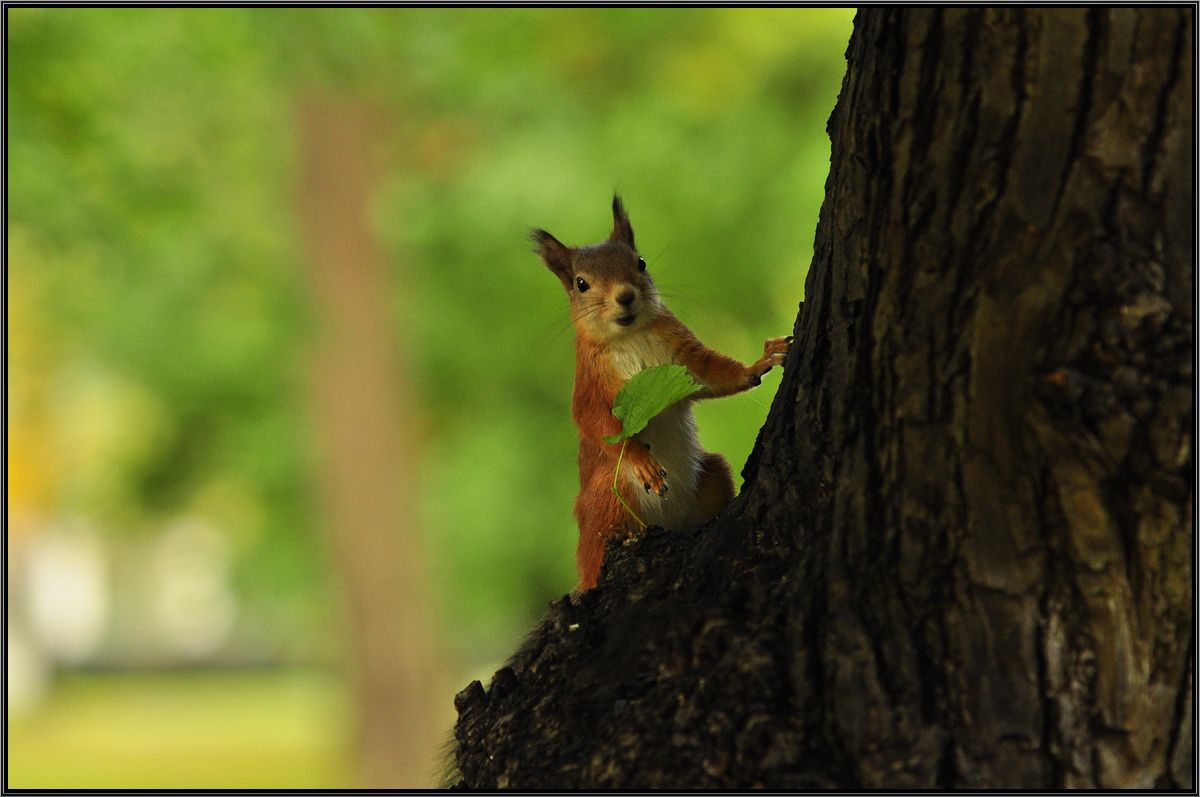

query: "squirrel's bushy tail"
left=433, top=729, right=462, bottom=789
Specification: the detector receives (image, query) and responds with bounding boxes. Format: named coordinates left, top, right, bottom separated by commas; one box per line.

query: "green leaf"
left=602, top=364, right=701, bottom=444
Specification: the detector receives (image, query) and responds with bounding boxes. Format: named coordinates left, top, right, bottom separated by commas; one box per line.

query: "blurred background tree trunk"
left=453, top=7, right=1193, bottom=789
left=297, top=95, right=440, bottom=787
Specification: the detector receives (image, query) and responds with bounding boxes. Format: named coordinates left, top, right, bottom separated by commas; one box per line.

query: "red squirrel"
left=532, top=196, right=791, bottom=591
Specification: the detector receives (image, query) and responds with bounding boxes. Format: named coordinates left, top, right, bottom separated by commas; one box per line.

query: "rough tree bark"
left=452, top=8, right=1194, bottom=789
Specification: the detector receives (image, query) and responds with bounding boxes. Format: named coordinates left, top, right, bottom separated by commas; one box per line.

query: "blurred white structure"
left=6, top=512, right=241, bottom=708
left=25, top=522, right=110, bottom=664
left=150, top=517, right=237, bottom=658
left=6, top=624, right=50, bottom=717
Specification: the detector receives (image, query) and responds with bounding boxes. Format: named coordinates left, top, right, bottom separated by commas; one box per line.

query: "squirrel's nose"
left=616, top=288, right=636, bottom=307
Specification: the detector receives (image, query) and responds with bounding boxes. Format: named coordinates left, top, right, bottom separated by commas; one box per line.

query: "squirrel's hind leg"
left=574, top=473, right=639, bottom=590
left=694, top=452, right=735, bottom=523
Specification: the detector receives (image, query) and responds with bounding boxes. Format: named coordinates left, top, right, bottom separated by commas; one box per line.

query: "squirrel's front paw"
left=629, top=452, right=668, bottom=497
left=763, top=335, right=792, bottom=359
left=746, top=336, right=792, bottom=386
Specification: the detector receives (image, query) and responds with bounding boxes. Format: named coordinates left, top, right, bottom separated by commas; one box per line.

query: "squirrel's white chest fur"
left=607, top=330, right=703, bottom=529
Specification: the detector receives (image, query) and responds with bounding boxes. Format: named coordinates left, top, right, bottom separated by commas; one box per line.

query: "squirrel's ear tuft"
left=530, top=228, right=573, bottom=290
left=609, top=195, right=635, bottom=249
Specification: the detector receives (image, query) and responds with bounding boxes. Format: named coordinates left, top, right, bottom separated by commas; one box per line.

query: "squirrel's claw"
left=746, top=336, right=793, bottom=386
left=763, top=335, right=792, bottom=360
left=642, top=479, right=668, bottom=496
left=628, top=445, right=668, bottom=497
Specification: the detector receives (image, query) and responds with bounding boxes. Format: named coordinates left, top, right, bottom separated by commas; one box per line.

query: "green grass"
left=7, top=669, right=356, bottom=789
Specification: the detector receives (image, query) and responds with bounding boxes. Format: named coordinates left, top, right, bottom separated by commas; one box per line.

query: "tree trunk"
left=452, top=7, right=1193, bottom=789
left=297, top=95, right=441, bottom=787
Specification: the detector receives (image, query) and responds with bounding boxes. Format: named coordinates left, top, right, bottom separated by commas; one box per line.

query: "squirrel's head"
left=531, top=195, right=661, bottom=341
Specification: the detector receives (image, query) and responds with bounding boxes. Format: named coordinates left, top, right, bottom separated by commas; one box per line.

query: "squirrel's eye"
left=576, top=276, right=590, bottom=292
left=637, top=257, right=647, bottom=272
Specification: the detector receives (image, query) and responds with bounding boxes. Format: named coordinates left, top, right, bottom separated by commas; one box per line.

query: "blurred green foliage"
left=8, top=8, right=852, bottom=668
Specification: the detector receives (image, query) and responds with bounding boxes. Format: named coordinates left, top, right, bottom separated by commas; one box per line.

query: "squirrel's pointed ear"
left=530, top=228, right=573, bottom=290
left=609, top=194, right=635, bottom=249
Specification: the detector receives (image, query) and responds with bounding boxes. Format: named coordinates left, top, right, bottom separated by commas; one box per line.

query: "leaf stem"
left=611, top=438, right=647, bottom=529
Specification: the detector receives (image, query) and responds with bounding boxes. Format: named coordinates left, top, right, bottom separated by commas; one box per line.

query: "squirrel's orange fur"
left=533, top=197, right=790, bottom=590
